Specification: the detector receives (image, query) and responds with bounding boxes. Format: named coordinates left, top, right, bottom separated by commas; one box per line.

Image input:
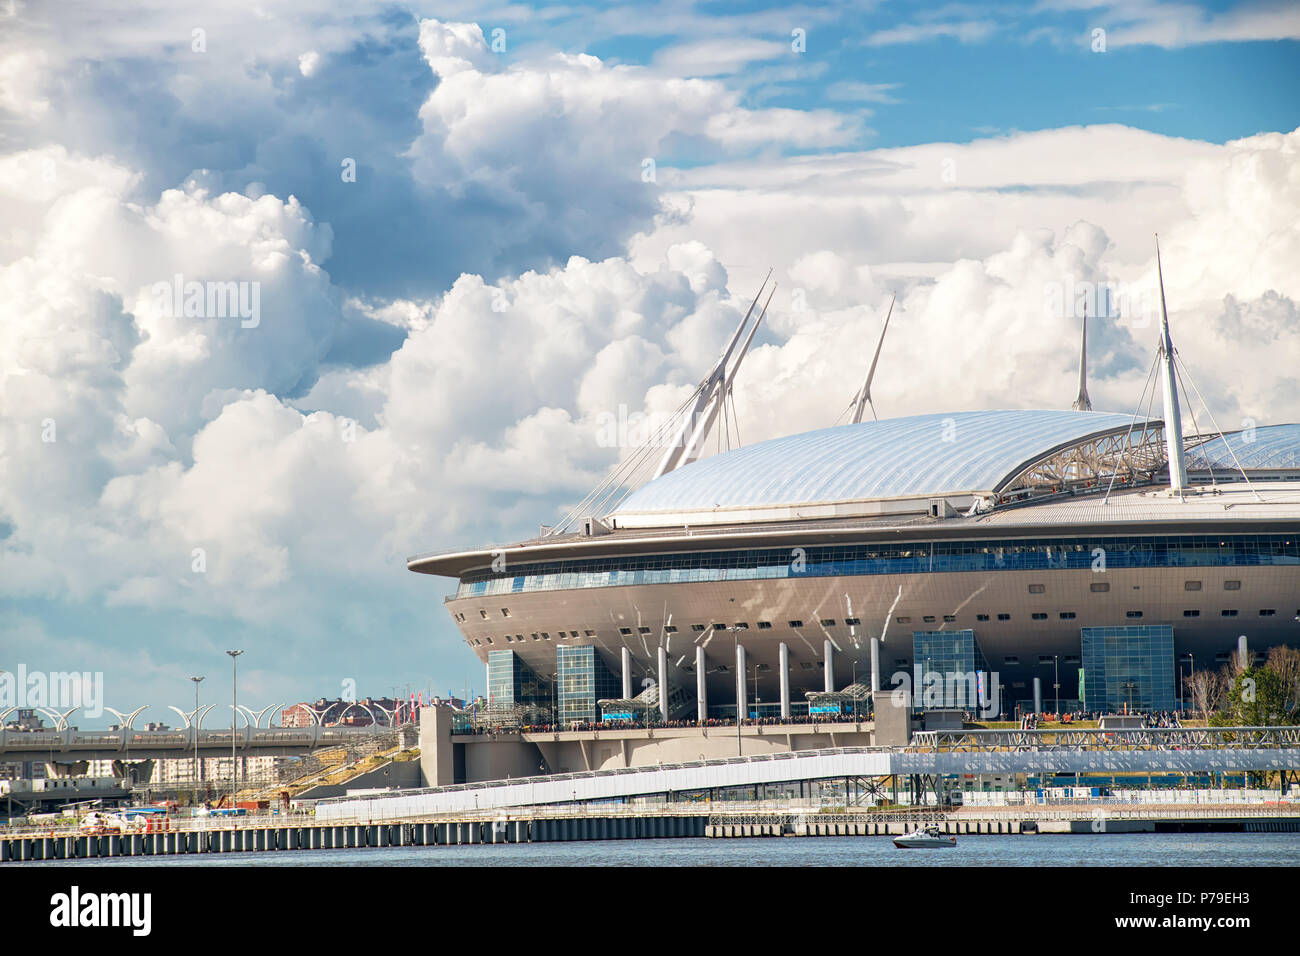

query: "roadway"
left=317, top=726, right=1300, bottom=818
left=0, top=724, right=397, bottom=761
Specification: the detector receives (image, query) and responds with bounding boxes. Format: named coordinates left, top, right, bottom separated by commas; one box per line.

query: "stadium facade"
left=411, top=272, right=1300, bottom=723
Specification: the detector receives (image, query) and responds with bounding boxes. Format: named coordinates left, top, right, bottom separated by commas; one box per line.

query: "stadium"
left=411, top=273, right=1300, bottom=725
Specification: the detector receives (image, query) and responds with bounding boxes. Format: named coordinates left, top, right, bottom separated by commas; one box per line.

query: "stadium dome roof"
left=1187, top=424, right=1300, bottom=471
left=609, top=409, right=1144, bottom=527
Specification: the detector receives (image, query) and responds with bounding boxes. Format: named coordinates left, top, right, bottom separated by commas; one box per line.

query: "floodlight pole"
left=226, top=650, right=243, bottom=809
left=189, top=675, right=204, bottom=803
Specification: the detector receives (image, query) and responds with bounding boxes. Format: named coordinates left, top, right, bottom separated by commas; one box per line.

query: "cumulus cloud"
left=407, top=20, right=861, bottom=272
left=416, top=19, right=494, bottom=78
left=629, top=124, right=1225, bottom=277
left=7, top=127, right=1293, bottom=630
left=0, top=225, right=753, bottom=623
left=0, top=48, right=49, bottom=118
left=690, top=128, right=1300, bottom=445
left=0, top=157, right=342, bottom=438
left=1, top=5, right=1297, bottom=717
left=297, top=51, right=322, bottom=77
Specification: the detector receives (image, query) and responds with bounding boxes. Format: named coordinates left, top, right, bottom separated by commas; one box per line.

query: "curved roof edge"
left=609, top=409, right=1150, bottom=529
left=1187, top=423, right=1300, bottom=472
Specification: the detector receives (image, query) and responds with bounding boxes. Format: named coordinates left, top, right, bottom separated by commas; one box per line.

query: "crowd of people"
left=456, top=707, right=1183, bottom=735
left=1016, top=709, right=1183, bottom=730
left=453, top=710, right=872, bottom=735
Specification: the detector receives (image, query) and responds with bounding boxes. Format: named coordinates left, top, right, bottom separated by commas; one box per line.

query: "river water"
left=23, top=832, right=1300, bottom=866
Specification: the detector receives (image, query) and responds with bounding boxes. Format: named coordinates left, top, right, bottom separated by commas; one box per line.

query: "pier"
left=4, top=801, right=1299, bottom=862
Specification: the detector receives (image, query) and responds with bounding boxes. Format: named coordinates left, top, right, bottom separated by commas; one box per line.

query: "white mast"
left=652, top=273, right=771, bottom=479
left=678, top=282, right=775, bottom=468
left=1072, top=305, right=1092, bottom=411
left=850, top=294, right=895, bottom=424
left=1155, top=236, right=1187, bottom=495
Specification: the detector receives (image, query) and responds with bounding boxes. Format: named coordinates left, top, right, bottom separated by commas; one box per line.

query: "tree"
left=1184, top=667, right=1226, bottom=723
left=1265, top=645, right=1300, bottom=715
left=1217, top=666, right=1300, bottom=727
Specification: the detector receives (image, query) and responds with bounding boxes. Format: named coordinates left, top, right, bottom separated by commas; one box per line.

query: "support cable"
left=1104, top=352, right=1160, bottom=505
left=1174, top=353, right=1265, bottom=503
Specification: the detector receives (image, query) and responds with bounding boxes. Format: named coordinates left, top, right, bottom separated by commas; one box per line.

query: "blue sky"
left=1, top=0, right=1297, bottom=725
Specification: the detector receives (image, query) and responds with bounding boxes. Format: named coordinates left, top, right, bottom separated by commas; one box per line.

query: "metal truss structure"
left=910, top=726, right=1300, bottom=753
left=997, top=420, right=1168, bottom=500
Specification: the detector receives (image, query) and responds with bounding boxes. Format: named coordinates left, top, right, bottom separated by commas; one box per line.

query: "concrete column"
left=621, top=646, right=633, bottom=700
left=1032, top=677, right=1042, bottom=714
left=658, top=645, right=669, bottom=722
left=735, top=644, right=746, bottom=722
left=824, top=639, right=834, bottom=693
left=1237, top=635, right=1249, bottom=670
left=418, top=705, right=455, bottom=787
left=485, top=662, right=491, bottom=706
left=778, top=642, right=790, bottom=720
left=696, top=645, right=707, bottom=723
left=870, top=637, right=881, bottom=693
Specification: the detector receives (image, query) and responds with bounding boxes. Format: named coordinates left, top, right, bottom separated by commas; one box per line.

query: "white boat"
left=893, top=824, right=957, bottom=848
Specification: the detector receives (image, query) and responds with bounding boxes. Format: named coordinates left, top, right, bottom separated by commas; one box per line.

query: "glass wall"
left=912, top=629, right=990, bottom=709
left=556, top=645, right=621, bottom=726
left=486, top=649, right=551, bottom=714
left=1080, top=625, right=1175, bottom=712
left=456, top=534, right=1300, bottom=598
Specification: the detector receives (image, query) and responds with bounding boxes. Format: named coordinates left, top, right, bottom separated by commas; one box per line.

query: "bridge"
left=909, top=726, right=1300, bottom=752
left=317, top=726, right=1300, bottom=819
left=0, top=702, right=402, bottom=761
left=0, top=725, right=402, bottom=761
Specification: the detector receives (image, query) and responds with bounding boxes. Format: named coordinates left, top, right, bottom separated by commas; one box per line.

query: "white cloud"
left=865, top=20, right=997, bottom=46
left=1102, top=1, right=1300, bottom=48
left=405, top=22, right=861, bottom=275
left=0, top=48, right=49, bottom=118
left=628, top=124, right=1224, bottom=285
left=0, top=223, right=755, bottom=621
left=652, top=37, right=788, bottom=76
left=6, top=168, right=342, bottom=437
left=417, top=18, right=494, bottom=78
left=8, top=125, right=1291, bottom=625
left=826, top=81, right=902, bottom=103
left=1, top=7, right=1297, bottom=713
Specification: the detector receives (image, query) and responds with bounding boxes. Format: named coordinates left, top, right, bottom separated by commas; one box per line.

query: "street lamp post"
left=1053, top=654, right=1060, bottom=714
left=226, top=650, right=243, bottom=809
left=189, top=675, right=204, bottom=805
left=1121, top=679, right=1138, bottom=713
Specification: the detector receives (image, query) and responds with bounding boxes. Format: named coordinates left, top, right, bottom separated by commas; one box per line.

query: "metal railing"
left=316, top=745, right=900, bottom=809
left=910, top=726, right=1300, bottom=752
left=451, top=716, right=874, bottom=737
left=0, top=724, right=399, bottom=759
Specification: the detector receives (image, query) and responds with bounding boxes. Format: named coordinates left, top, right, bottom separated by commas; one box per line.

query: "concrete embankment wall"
left=0, top=816, right=710, bottom=861
left=5, top=814, right=1297, bottom=861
